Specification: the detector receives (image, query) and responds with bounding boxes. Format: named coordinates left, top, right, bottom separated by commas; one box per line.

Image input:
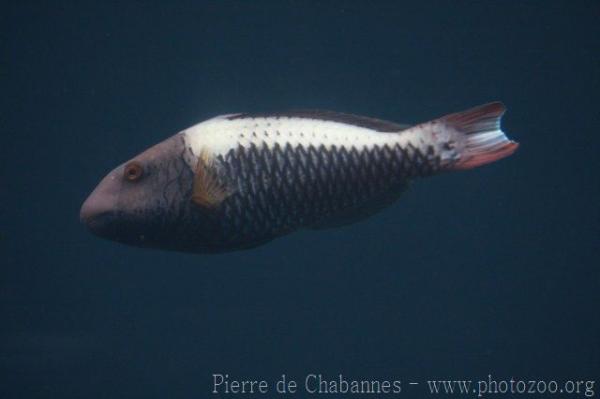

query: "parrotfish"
left=80, top=102, right=518, bottom=253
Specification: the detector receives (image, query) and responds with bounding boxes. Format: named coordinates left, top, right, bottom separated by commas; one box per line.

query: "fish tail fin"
left=441, top=102, right=519, bottom=170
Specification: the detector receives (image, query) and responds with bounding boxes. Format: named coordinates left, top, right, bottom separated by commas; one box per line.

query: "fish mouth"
left=80, top=190, right=113, bottom=232
left=80, top=188, right=151, bottom=245
left=80, top=208, right=152, bottom=247
left=80, top=210, right=123, bottom=241
left=82, top=211, right=114, bottom=233
left=81, top=210, right=142, bottom=246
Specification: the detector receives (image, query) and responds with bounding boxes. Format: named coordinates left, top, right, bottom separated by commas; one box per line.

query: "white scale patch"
left=180, top=115, right=438, bottom=168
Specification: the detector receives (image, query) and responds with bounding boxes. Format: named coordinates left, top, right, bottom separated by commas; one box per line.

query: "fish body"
left=80, top=102, right=518, bottom=253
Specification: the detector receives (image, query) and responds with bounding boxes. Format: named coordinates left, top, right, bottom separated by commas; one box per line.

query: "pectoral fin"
left=191, top=149, right=232, bottom=208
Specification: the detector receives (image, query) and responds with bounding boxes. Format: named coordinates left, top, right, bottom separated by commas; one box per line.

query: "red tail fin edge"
left=445, top=102, right=519, bottom=170
left=453, top=141, right=519, bottom=170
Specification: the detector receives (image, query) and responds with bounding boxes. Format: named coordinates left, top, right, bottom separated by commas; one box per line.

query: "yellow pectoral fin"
left=191, top=150, right=232, bottom=209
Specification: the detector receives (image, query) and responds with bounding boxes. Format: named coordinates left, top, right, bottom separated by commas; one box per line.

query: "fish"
left=80, top=102, right=518, bottom=253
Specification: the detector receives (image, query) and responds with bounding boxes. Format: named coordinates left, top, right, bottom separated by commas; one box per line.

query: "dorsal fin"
left=227, top=109, right=411, bottom=132
left=191, top=149, right=232, bottom=208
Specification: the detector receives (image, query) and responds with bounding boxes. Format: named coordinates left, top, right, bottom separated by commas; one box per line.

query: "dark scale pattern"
left=208, top=141, right=441, bottom=249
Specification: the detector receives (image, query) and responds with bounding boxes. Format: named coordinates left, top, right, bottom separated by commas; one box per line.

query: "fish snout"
left=80, top=170, right=121, bottom=232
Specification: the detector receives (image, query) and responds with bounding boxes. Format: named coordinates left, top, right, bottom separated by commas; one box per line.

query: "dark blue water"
left=2, top=2, right=598, bottom=398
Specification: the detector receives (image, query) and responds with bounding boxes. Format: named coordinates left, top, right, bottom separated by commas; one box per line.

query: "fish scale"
left=210, top=141, right=438, bottom=248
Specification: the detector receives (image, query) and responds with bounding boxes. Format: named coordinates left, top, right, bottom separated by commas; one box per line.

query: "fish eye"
left=124, top=162, right=144, bottom=182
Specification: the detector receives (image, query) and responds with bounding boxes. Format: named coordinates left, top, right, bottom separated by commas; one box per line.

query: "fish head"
left=80, top=133, right=197, bottom=249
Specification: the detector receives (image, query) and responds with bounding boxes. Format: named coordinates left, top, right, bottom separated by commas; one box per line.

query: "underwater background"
left=2, top=1, right=598, bottom=398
